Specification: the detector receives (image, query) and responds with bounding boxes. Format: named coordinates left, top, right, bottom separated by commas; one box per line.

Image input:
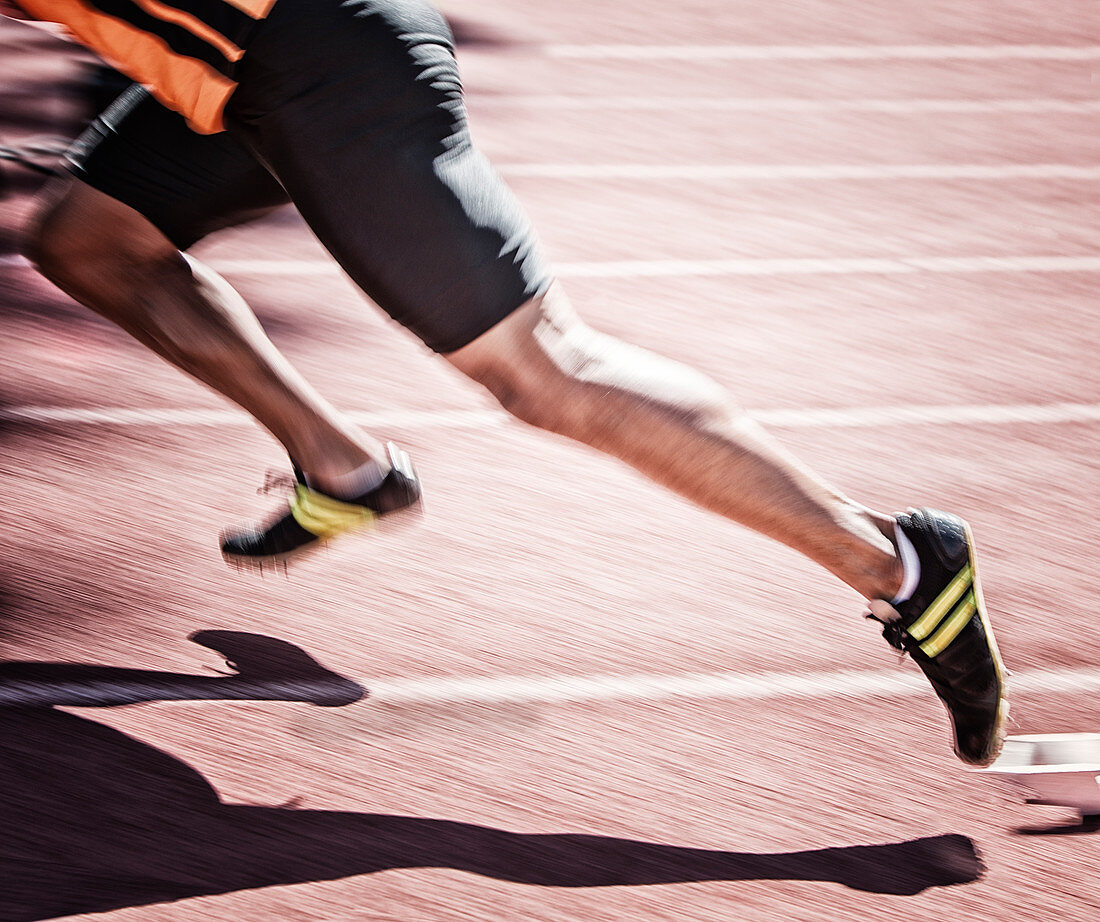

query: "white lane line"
left=474, top=97, right=1100, bottom=115
left=9, top=253, right=1100, bottom=279
left=368, top=665, right=1100, bottom=707
left=0, top=406, right=506, bottom=428
left=496, top=163, right=1100, bottom=181
left=2, top=402, right=1098, bottom=430
left=753, top=402, right=1100, bottom=429
left=552, top=256, right=1100, bottom=279
left=544, top=44, right=1100, bottom=61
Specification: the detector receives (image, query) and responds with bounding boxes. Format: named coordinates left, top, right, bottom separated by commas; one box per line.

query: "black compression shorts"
left=67, top=0, right=552, bottom=353
left=68, top=85, right=290, bottom=251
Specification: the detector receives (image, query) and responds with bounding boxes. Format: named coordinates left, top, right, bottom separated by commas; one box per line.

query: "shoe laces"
left=258, top=471, right=297, bottom=495
left=872, top=616, right=911, bottom=652
left=864, top=600, right=912, bottom=654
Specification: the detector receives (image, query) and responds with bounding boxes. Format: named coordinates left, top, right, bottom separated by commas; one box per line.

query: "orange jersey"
left=15, top=0, right=278, bottom=133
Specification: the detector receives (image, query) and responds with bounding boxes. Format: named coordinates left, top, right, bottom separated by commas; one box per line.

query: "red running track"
left=2, top=2, right=1100, bottom=920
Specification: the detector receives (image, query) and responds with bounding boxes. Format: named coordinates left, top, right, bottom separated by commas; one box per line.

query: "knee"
left=451, top=294, right=734, bottom=440
left=452, top=344, right=584, bottom=436
left=463, top=356, right=567, bottom=432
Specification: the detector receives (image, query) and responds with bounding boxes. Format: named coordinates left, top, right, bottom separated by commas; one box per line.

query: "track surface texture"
left=2, top=2, right=1100, bottom=920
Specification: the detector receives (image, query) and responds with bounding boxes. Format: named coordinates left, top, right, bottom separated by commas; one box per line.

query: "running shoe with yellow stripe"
left=873, top=508, right=1009, bottom=766
left=220, top=442, right=421, bottom=568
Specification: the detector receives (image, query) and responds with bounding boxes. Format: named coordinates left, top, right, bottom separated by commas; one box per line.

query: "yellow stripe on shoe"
left=906, top=564, right=973, bottom=641
left=289, top=484, right=378, bottom=538
left=920, top=591, right=978, bottom=657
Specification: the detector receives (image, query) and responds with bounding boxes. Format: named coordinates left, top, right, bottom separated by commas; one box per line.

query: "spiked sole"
left=956, top=518, right=1010, bottom=767
left=220, top=500, right=423, bottom=574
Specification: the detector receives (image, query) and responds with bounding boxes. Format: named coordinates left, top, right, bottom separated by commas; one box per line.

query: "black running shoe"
left=871, top=508, right=1009, bottom=766
left=221, top=442, right=421, bottom=569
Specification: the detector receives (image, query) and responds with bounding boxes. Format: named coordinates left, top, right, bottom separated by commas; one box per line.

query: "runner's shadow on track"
left=0, top=650, right=985, bottom=921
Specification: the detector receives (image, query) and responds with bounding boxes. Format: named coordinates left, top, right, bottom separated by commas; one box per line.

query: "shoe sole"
left=955, top=518, right=1010, bottom=766
left=220, top=499, right=424, bottom=575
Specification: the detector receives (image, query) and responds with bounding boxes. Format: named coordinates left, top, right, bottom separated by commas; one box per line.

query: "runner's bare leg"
left=448, top=284, right=904, bottom=602
left=24, top=177, right=388, bottom=490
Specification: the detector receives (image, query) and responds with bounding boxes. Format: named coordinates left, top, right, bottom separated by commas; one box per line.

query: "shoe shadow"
left=0, top=631, right=365, bottom=708
left=1, top=718, right=985, bottom=919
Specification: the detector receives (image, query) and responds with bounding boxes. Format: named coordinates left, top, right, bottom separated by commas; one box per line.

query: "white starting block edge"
left=977, top=733, right=1100, bottom=816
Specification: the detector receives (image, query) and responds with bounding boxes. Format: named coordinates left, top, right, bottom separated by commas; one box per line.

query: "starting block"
left=979, top=733, right=1100, bottom=818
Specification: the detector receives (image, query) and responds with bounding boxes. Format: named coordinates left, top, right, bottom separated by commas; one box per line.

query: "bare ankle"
left=826, top=507, right=904, bottom=601
left=304, top=458, right=387, bottom=499
left=866, top=515, right=906, bottom=601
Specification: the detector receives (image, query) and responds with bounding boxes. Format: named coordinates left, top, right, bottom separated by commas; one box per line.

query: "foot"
left=221, top=442, right=422, bottom=569
left=869, top=508, right=1009, bottom=766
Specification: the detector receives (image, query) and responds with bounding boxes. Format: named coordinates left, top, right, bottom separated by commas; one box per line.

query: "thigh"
left=67, top=84, right=291, bottom=250
left=227, top=0, right=552, bottom=353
